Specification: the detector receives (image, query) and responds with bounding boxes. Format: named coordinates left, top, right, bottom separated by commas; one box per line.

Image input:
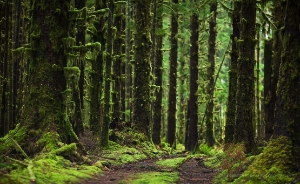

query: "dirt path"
left=79, top=156, right=218, bottom=184
left=177, top=157, right=218, bottom=184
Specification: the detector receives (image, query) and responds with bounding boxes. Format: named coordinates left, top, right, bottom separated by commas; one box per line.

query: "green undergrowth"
left=233, top=136, right=299, bottom=184
left=100, top=141, right=149, bottom=165
left=119, top=171, right=179, bottom=184
left=212, top=136, right=300, bottom=184
left=0, top=155, right=100, bottom=184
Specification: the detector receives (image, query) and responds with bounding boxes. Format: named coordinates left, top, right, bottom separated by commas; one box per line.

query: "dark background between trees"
left=0, top=0, right=300, bottom=171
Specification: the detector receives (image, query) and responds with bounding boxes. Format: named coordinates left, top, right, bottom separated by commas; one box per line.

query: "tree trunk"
left=75, top=0, right=86, bottom=110
left=133, top=0, right=152, bottom=138
left=112, top=1, right=123, bottom=120
left=205, top=1, right=217, bottom=147
left=18, top=0, right=76, bottom=155
left=167, top=0, right=178, bottom=147
left=186, top=9, right=199, bottom=151
left=101, top=0, right=114, bottom=148
left=265, top=1, right=284, bottom=141
left=125, top=0, right=133, bottom=123
left=234, top=0, right=256, bottom=153
left=225, top=1, right=240, bottom=144
left=90, top=0, right=106, bottom=134
left=263, top=39, right=273, bottom=140
left=152, top=0, right=163, bottom=145
left=274, top=0, right=300, bottom=171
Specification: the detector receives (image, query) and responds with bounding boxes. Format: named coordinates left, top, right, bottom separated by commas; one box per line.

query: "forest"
left=0, top=0, right=300, bottom=183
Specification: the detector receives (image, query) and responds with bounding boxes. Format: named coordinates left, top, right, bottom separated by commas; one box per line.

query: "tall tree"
left=125, top=0, right=133, bottom=123
left=15, top=0, right=76, bottom=155
left=205, top=1, right=217, bottom=147
left=75, top=0, right=86, bottom=109
left=234, top=0, right=256, bottom=153
left=89, top=0, right=107, bottom=134
left=273, top=0, right=300, bottom=171
left=264, top=0, right=284, bottom=141
left=112, top=1, right=125, bottom=120
left=152, top=0, right=163, bottom=145
left=132, top=0, right=152, bottom=138
left=0, top=0, right=13, bottom=136
left=225, top=1, right=240, bottom=144
left=101, top=0, right=114, bottom=148
left=186, top=2, right=199, bottom=151
left=167, top=0, right=178, bottom=147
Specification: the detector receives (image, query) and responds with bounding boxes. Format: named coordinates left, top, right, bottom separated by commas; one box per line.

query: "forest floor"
left=79, top=155, right=218, bottom=184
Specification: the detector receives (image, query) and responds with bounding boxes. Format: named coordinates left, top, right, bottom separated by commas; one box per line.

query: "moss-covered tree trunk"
left=112, top=1, right=124, bottom=120
left=125, top=0, right=133, bottom=123
left=186, top=9, right=199, bottom=151
left=205, top=1, right=217, bottom=147
left=167, top=0, right=178, bottom=147
left=234, top=0, right=256, bottom=153
left=274, top=0, right=300, bottom=171
left=265, top=1, right=284, bottom=141
left=0, top=0, right=12, bottom=137
left=132, top=0, right=152, bottom=138
left=75, top=0, right=86, bottom=109
left=225, top=1, right=240, bottom=144
left=152, top=0, right=163, bottom=145
left=90, top=0, right=107, bottom=134
left=101, top=0, right=114, bottom=148
left=18, top=0, right=77, bottom=155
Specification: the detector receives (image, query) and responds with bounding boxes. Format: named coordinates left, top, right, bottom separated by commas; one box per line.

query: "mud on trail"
left=79, top=156, right=218, bottom=184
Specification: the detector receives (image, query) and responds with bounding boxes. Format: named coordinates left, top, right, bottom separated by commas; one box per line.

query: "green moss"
left=233, top=136, right=296, bottom=184
left=155, top=157, right=187, bottom=169
left=0, top=156, right=101, bottom=184
left=0, top=124, right=26, bottom=154
left=120, top=171, right=179, bottom=184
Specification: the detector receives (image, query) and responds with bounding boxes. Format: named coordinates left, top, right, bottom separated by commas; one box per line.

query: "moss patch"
left=155, top=157, right=187, bottom=169
left=119, top=171, right=179, bottom=184
left=0, top=155, right=101, bottom=184
left=233, top=136, right=297, bottom=184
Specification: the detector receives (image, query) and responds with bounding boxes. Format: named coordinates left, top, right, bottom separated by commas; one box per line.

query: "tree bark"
left=19, top=0, right=77, bottom=155
left=152, top=0, right=163, bottom=145
left=234, top=0, right=256, bottom=153
left=205, top=1, right=217, bottom=147
left=186, top=10, right=199, bottom=151
left=167, top=0, right=178, bottom=147
left=225, top=1, right=240, bottom=144
left=133, top=0, right=152, bottom=138
left=274, top=0, right=300, bottom=171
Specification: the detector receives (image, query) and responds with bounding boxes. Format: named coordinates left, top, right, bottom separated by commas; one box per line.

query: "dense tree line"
left=0, top=0, right=299, bottom=172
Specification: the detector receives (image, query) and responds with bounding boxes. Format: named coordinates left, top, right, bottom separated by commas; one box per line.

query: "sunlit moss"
left=155, top=157, right=187, bottom=169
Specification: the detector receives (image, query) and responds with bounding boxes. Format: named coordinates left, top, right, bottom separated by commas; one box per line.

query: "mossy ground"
left=0, top=155, right=100, bottom=184
left=212, top=136, right=300, bottom=184
left=232, top=136, right=299, bottom=184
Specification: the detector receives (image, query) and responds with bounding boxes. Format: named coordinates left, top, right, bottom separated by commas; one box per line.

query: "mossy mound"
left=0, top=155, right=100, bottom=184
left=233, top=136, right=297, bottom=184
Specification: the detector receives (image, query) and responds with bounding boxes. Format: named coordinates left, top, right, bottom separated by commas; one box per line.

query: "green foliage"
left=120, top=171, right=179, bottom=184
left=219, top=143, right=248, bottom=182
left=233, top=136, right=297, bottom=184
left=199, top=144, right=221, bottom=156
